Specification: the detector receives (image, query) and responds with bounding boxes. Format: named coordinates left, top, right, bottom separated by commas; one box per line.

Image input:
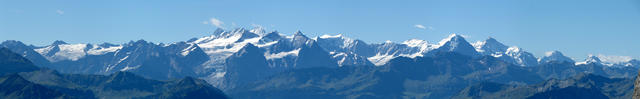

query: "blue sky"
left=1, top=0, right=640, bottom=60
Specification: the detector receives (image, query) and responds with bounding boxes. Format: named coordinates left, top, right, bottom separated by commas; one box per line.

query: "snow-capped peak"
left=585, top=55, right=602, bottom=63
left=260, top=31, right=283, bottom=43
left=429, top=34, right=478, bottom=56
left=319, top=34, right=343, bottom=39
left=473, top=37, right=508, bottom=54
left=402, top=39, right=428, bottom=47
left=291, top=30, right=311, bottom=46
left=87, top=44, right=122, bottom=55
left=503, top=46, right=539, bottom=66
left=437, top=34, right=465, bottom=46
left=34, top=43, right=91, bottom=62
left=249, top=27, right=266, bottom=35
left=216, top=28, right=260, bottom=40
left=190, top=28, right=262, bottom=58
left=539, top=50, right=575, bottom=63
left=576, top=55, right=605, bottom=66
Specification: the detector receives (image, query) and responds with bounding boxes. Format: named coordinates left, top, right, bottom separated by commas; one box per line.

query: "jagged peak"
left=433, top=33, right=476, bottom=52
left=234, top=43, right=262, bottom=56
left=212, top=28, right=225, bottom=35
left=249, top=27, right=266, bottom=35
left=259, top=31, right=283, bottom=43
left=51, top=40, right=68, bottom=46
left=216, top=27, right=253, bottom=37
left=232, top=27, right=247, bottom=33
left=437, top=33, right=468, bottom=46
left=474, top=37, right=509, bottom=54
left=239, top=43, right=260, bottom=52
left=544, top=50, right=564, bottom=57
left=214, top=28, right=225, bottom=32
left=485, top=37, right=498, bottom=43
left=540, top=50, right=575, bottom=63
left=585, top=55, right=602, bottom=63
left=264, top=31, right=282, bottom=37
left=484, top=37, right=507, bottom=47
left=127, top=39, right=153, bottom=46
left=294, top=30, right=304, bottom=35
left=1, top=40, right=27, bottom=46
left=1, top=40, right=20, bottom=44
left=292, top=30, right=310, bottom=42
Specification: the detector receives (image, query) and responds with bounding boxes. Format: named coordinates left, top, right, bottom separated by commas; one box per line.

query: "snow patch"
left=320, top=34, right=343, bottom=39
left=87, top=45, right=122, bottom=55
left=367, top=53, right=395, bottom=66
left=213, top=72, right=226, bottom=78
left=256, top=41, right=278, bottom=48
left=264, top=48, right=301, bottom=59
left=120, top=65, right=141, bottom=71
left=34, top=46, right=54, bottom=55
left=55, top=44, right=88, bottom=61
left=180, top=44, right=197, bottom=56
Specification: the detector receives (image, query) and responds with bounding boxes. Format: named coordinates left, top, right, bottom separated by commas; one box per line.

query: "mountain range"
left=2, top=27, right=639, bottom=98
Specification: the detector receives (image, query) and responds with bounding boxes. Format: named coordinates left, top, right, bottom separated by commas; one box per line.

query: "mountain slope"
left=453, top=73, right=633, bottom=99
left=0, top=74, right=70, bottom=99
left=1, top=41, right=51, bottom=67
left=0, top=47, right=40, bottom=75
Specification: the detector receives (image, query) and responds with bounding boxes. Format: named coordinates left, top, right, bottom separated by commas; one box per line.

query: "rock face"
left=634, top=71, right=640, bottom=99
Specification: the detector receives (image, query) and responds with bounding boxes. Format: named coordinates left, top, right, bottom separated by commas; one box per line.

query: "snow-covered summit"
left=33, top=41, right=124, bottom=62
left=471, top=37, right=538, bottom=66
left=503, top=47, right=538, bottom=66
left=473, top=37, right=508, bottom=55
left=539, top=51, right=575, bottom=63
left=575, top=54, right=639, bottom=67
left=429, top=34, right=478, bottom=57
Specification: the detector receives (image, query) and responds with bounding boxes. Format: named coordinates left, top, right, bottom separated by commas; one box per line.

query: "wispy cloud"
left=203, top=18, right=225, bottom=29
left=414, top=24, right=426, bottom=29
left=414, top=24, right=434, bottom=30
left=56, top=9, right=64, bottom=15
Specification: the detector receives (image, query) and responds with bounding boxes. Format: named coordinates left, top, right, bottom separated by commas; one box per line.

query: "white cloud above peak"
left=203, top=18, right=225, bottom=29
left=56, top=9, right=64, bottom=15
left=414, top=24, right=426, bottom=30
left=414, top=24, right=434, bottom=30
